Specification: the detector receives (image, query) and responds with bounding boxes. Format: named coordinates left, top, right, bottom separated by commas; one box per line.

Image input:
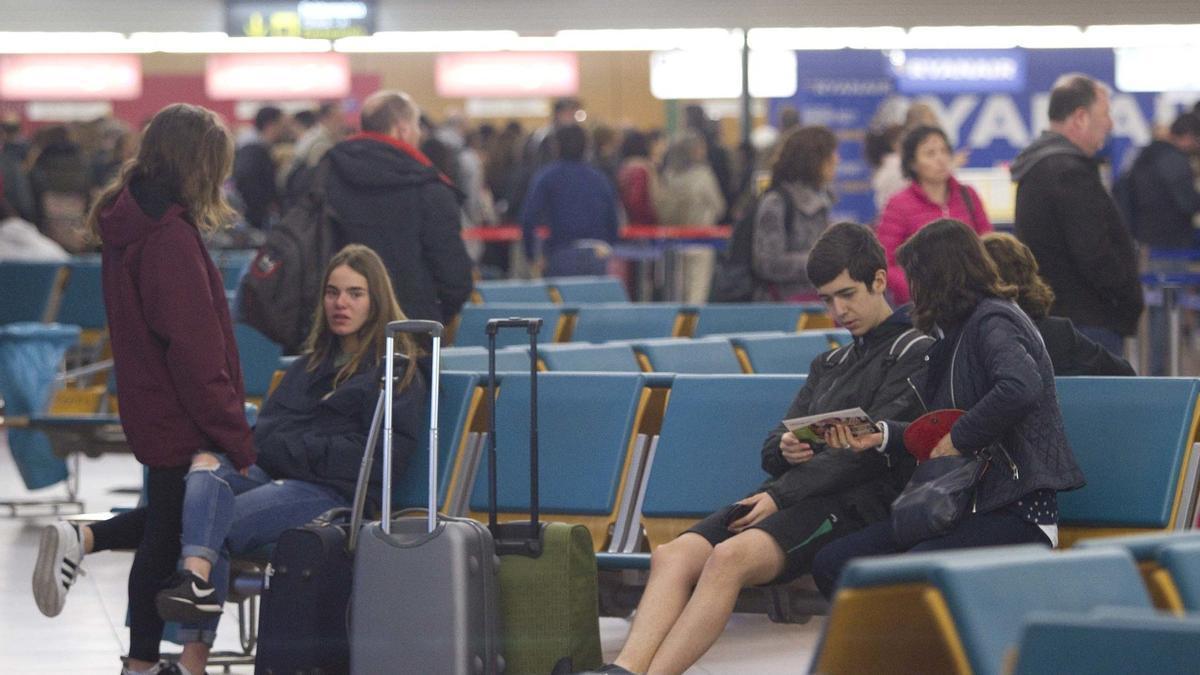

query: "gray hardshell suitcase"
left=350, top=320, right=505, bottom=674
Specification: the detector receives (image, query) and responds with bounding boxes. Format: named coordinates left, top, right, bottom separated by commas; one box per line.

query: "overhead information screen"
left=227, top=1, right=376, bottom=39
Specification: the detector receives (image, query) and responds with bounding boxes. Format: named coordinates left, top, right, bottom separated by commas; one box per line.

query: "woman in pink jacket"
left=877, top=125, right=991, bottom=303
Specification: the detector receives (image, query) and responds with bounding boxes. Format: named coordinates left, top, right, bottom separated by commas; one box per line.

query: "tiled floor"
left=0, top=438, right=821, bottom=673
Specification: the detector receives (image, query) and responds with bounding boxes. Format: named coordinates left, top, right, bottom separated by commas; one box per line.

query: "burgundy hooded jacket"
left=98, top=181, right=255, bottom=469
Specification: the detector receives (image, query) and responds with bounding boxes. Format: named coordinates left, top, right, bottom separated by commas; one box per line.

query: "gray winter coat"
left=750, top=181, right=833, bottom=300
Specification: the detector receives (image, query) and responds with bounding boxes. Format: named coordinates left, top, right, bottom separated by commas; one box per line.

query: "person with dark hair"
left=27, top=124, right=93, bottom=251
left=0, top=190, right=69, bottom=261
left=616, top=129, right=660, bottom=225
left=581, top=222, right=931, bottom=675
left=508, top=97, right=583, bottom=217
left=320, top=90, right=473, bottom=326
left=811, top=219, right=1085, bottom=600
left=233, top=105, right=287, bottom=229
left=750, top=125, right=839, bottom=301
left=684, top=104, right=735, bottom=219
left=519, top=123, right=619, bottom=276
left=878, top=125, right=992, bottom=304
left=983, top=232, right=1134, bottom=376
left=1012, top=73, right=1142, bottom=357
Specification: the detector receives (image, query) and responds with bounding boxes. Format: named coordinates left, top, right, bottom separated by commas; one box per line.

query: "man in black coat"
left=1011, top=74, right=1143, bottom=357
left=1120, top=112, right=1200, bottom=250
left=323, top=91, right=473, bottom=326
left=234, top=106, right=288, bottom=230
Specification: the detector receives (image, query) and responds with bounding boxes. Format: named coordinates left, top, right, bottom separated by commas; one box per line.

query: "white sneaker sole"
left=32, top=524, right=73, bottom=617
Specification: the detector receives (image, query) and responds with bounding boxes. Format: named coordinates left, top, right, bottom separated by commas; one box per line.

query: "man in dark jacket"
left=234, top=106, right=288, bottom=230
left=1120, top=112, right=1200, bottom=250
left=590, top=223, right=931, bottom=675
left=324, top=91, right=473, bottom=325
left=1012, top=74, right=1143, bottom=356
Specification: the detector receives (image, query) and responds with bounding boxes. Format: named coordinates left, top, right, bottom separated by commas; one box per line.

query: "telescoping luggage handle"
left=486, top=317, right=542, bottom=556
left=384, top=320, right=443, bottom=535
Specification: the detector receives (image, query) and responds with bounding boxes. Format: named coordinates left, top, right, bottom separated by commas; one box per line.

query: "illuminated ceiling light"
left=748, top=27, right=908, bottom=51
left=129, top=32, right=331, bottom=53
left=906, top=26, right=1086, bottom=49
left=335, top=31, right=520, bottom=52
left=1084, top=24, right=1200, bottom=48
left=0, top=32, right=132, bottom=53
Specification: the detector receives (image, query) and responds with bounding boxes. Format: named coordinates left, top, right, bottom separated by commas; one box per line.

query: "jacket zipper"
left=950, top=333, right=1019, bottom=481
left=906, top=376, right=929, bottom=413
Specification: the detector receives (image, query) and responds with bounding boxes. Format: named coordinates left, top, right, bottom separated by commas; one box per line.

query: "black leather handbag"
left=890, top=454, right=990, bottom=548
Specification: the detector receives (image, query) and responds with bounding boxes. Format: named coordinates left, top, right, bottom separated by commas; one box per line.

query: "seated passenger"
left=582, top=222, right=932, bottom=675
left=32, top=244, right=424, bottom=675
left=982, top=232, right=1135, bottom=376
left=811, top=219, right=1086, bottom=599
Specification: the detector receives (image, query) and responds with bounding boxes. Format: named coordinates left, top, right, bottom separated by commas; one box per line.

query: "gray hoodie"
left=1010, top=131, right=1089, bottom=182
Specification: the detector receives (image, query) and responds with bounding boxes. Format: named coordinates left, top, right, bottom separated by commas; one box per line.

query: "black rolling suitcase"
left=350, top=320, right=504, bottom=674
left=254, top=376, right=389, bottom=674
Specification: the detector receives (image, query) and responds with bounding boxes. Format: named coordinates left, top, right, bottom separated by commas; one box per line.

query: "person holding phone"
left=578, top=223, right=931, bottom=675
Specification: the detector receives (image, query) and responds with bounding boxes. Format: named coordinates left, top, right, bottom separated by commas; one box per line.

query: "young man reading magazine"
left=578, top=222, right=932, bottom=675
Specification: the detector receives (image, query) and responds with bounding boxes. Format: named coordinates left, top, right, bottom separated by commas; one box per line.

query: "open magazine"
left=782, top=407, right=876, bottom=445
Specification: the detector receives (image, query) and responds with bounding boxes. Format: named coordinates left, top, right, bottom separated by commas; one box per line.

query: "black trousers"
left=811, top=508, right=1052, bottom=599
left=116, top=466, right=188, bottom=662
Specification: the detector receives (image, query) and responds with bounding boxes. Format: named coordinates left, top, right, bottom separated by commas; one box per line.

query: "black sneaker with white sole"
left=155, top=570, right=222, bottom=623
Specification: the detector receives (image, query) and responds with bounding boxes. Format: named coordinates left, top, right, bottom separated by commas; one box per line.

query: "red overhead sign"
left=436, top=52, right=579, bottom=98
left=0, top=55, right=142, bottom=101
left=206, top=53, right=351, bottom=100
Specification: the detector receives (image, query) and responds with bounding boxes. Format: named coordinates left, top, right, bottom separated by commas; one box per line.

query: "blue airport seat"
left=728, top=332, right=838, bottom=374
left=691, top=303, right=807, bottom=337
left=1055, top=377, right=1200, bottom=533
left=440, top=346, right=531, bottom=373
left=395, top=371, right=481, bottom=510
left=538, top=343, right=641, bottom=372
left=1074, top=531, right=1200, bottom=562
left=631, top=337, right=743, bottom=374
left=569, top=303, right=688, bottom=343
left=818, top=546, right=1151, bottom=675
left=451, top=304, right=570, bottom=348
left=233, top=323, right=284, bottom=400
left=467, top=372, right=648, bottom=548
left=0, top=261, right=67, bottom=324
left=638, top=374, right=806, bottom=545
left=474, top=279, right=551, bottom=304
left=1159, top=541, right=1200, bottom=610
left=1014, top=607, right=1200, bottom=675
left=216, top=249, right=255, bottom=291
left=546, top=276, right=629, bottom=303
left=57, top=258, right=106, bottom=331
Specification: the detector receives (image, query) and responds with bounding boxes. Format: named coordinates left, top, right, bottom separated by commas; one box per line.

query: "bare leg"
left=646, top=529, right=785, bottom=675
left=80, top=524, right=95, bottom=554
left=125, top=658, right=158, bottom=672
left=179, top=642, right=211, bottom=674
left=613, top=534, right=714, bottom=673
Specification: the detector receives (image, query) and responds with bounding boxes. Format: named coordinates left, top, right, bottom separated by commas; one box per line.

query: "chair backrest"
left=467, top=372, right=646, bottom=518
left=474, top=279, right=551, bottom=304
left=57, top=258, right=106, bottom=330
left=692, top=303, right=807, bottom=337
left=395, top=371, right=482, bottom=510
left=538, top=343, right=641, bottom=372
left=441, top=346, right=531, bottom=373
left=0, top=261, right=67, bottom=324
left=546, top=276, right=629, bottom=303
left=452, top=304, right=571, bottom=348
left=728, top=332, right=836, bottom=374
left=1056, top=377, right=1200, bottom=530
left=632, top=337, right=743, bottom=374
left=1014, top=607, right=1200, bottom=675
left=1159, top=540, right=1200, bottom=611
left=569, top=303, right=688, bottom=343
left=233, top=323, right=285, bottom=400
left=640, top=374, right=806, bottom=520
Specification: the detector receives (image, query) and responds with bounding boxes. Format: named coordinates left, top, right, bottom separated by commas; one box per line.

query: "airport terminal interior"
left=3, top=1, right=1200, bottom=673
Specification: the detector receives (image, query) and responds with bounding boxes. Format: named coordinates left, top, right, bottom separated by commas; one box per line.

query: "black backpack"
left=708, top=187, right=795, bottom=303
left=237, top=162, right=335, bottom=353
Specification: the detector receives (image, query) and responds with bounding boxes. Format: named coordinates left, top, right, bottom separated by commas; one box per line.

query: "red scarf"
left=348, top=132, right=455, bottom=187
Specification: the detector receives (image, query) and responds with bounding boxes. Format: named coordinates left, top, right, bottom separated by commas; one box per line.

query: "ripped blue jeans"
left=176, top=453, right=347, bottom=645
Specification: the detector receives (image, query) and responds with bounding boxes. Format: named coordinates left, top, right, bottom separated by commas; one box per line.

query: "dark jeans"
left=811, top=509, right=1052, bottom=599
left=126, top=465, right=188, bottom=662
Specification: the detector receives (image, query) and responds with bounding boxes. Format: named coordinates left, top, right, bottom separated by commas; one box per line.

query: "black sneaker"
left=155, top=571, right=222, bottom=623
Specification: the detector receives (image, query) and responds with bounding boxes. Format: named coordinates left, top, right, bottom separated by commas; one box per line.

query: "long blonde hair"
left=86, top=103, right=236, bottom=237
left=305, top=244, right=418, bottom=390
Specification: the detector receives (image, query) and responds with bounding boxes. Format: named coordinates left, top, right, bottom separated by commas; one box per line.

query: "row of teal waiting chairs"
left=438, top=331, right=848, bottom=375
left=473, top=276, right=629, bottom=304
left=453, top=302, right=834, bottom=347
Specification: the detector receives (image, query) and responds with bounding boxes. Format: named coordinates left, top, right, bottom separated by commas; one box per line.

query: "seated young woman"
left=33, top=244, right=425, bottom=675
left=811, top=219, right=1086, bottom=600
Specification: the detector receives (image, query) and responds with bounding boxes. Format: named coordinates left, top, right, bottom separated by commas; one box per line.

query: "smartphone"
left=724, top=502, right=753, bottom=527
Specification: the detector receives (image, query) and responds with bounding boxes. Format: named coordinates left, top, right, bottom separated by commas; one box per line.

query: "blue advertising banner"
left=774, top=48, right=1200, bottom=224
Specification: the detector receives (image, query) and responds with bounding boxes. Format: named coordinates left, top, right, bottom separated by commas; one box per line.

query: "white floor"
left=0, top=437, right=822, bottom=674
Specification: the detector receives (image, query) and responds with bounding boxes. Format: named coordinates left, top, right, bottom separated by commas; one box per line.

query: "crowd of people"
left=15, top=72, right=1200, bottom=675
